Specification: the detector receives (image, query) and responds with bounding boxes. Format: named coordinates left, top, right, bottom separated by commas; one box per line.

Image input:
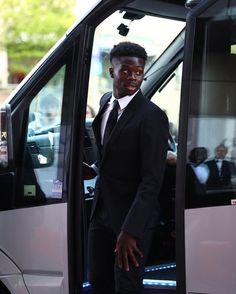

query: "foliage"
left=0, top=0, right=76, bottom=79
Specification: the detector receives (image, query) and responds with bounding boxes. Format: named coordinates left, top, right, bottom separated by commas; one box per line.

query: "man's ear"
left=109, top=67, right=114, bottom=78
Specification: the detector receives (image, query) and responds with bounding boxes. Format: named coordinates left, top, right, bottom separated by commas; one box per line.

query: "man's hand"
left=167, top=150, right=177, bottom=165
left=114, top=231, right=143, bottom=272
left=82, top=162, right=97, bottom=180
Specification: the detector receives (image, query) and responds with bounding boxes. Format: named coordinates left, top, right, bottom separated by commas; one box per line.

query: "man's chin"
left=117, top=88, right=139, bottom=98
left=126, top=87, right=138, bottom=95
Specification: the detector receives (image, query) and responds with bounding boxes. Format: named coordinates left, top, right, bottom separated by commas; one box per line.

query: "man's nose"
left=128, top=72, right=136, bottom=80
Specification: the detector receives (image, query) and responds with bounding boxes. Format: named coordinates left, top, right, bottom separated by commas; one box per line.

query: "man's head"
left=109, top=42, right=147, bottom=98
left=39, top=94, right=60, bottom=124
left=189, top=147, right=208, bottom=164
left=215, top=144, right=228, bottom=159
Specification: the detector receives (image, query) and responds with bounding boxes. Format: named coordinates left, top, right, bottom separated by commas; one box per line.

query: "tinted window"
left=17, top=66, right=66, bottom=205
left=186, top=0, right=236, bottom=208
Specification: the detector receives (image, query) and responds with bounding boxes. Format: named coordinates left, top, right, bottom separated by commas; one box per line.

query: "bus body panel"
left=0, top=203, right=68, bottom=293
left=0, top=250, right=21, bottom=275
left=24, top=274, right=64, bottom=294
left=185, top=206, right=236, bottom=294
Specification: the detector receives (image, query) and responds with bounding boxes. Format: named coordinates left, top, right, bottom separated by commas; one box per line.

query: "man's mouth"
left=126, top=84, right=137, bottom=91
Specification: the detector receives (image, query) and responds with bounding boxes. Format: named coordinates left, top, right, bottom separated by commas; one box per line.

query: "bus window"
left=17, top=66, right=65, bottom=204
left=185, top=1, right=236, bottom=209
left=184, top=2, right=236, bottom=294
left=152, top=62, right=182, bottom=145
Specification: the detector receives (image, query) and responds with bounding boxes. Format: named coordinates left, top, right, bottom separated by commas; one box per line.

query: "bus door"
left=178, top=0, right=236, bottom=293
left=0, top=1, right=188, bottom=293
left=0, top=22, right=95, bottom=292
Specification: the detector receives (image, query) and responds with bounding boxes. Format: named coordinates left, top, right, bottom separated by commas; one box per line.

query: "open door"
left=0, top=20, right=95, bottom=292
left=178, top=0, right=236, bottom=293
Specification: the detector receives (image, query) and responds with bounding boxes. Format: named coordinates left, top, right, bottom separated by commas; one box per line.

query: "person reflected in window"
left=206, top=144, right=236, bottom=190
left=158, top=133, right=177, bottom=224
left=186, top=147, right=209, bottom=205
left=28, top=94, right=61, bottom=134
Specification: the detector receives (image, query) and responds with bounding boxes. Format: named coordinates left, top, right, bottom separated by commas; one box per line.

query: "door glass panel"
left=186, top=0, right=236, bottom=208
left=18, top=66, right=65, bottom=203
left=151, top=62, right=182, bottom=224
left=152, top=62, right=182, bottom=145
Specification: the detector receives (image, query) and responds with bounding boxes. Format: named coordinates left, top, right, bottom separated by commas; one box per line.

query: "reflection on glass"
left=206, top=144, right=236, bottom=190
left=23, top=66, right=65, bottom=199
left=186, top=0, right=236, bottom=208
left=186, top=147, right=209, bottom=208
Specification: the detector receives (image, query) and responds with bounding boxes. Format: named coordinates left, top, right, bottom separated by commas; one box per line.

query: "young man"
left=83, top=42, right=169, bottom=294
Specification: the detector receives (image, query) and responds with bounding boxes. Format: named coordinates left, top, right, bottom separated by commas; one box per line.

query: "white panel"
left=185, top=206, right=236, bottom=294
left=0, top=203, right=68, bottom=293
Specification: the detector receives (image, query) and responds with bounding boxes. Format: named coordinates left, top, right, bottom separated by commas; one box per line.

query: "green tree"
left=0, top=0, right=76, bottom=80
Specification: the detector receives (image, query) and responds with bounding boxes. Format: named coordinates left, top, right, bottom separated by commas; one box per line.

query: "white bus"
left=1, top=0, right=236, bottom=293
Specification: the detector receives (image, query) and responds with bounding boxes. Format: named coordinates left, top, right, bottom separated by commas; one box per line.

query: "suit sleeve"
left=121, top=107, right=169, bottom=239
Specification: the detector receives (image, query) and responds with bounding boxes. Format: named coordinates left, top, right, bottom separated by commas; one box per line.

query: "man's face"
left=215, top=147, right=227, bottom=159
left=109, top=56, right=145, bottom=98
left=41, top=105, right=58, bottom=123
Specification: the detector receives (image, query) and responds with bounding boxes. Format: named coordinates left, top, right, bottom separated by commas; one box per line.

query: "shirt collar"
left=110, top=89, right=140, bottom=110
left=215, top=158, right=223, bottom=162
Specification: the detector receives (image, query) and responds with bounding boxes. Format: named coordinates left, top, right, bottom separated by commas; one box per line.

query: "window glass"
left=186, top=0, right=236, bottom=208
left=19, top=66, right=65, bottom=203
left=152, top=63, right=182, bottom=145
left=86, top=10, right=185, bottom=116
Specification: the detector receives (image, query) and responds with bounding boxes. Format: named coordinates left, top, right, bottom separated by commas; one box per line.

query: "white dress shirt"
left=215, top=158, right=223, bottom=175
left=190, top=163, right=209, bottom=184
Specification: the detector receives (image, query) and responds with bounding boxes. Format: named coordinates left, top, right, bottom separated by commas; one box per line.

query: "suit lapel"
left=92, top=92, right=112, bottom=152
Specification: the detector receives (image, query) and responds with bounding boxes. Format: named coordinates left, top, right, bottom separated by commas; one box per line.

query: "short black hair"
left=109, top=42, right=147, bottom=63
left=188, top=147, right=208, bottom=163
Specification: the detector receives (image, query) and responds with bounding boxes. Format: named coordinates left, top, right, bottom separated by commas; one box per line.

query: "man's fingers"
left=116, top=249, right=130, bottom=271
left=115, top=247, right=124, bottom=269
left=129, top=250, right=139, bottom=267
left=134, top=246, right=143, bottom=258
left=116, top=247, right=143, bottom=270
left=129, top=245, right=143, bottom=267
left=115, top=232, right=143, bottom=271
left=122, top=251, right=129, bottom=271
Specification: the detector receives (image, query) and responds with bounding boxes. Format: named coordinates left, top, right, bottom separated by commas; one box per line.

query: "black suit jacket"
left=91, top=90, right=169, bottom=239
left=206, top=159, right=236, bottom=189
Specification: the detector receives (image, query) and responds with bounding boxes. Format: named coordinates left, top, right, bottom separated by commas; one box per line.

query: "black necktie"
left=103, top=100, right=119, bottom=145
